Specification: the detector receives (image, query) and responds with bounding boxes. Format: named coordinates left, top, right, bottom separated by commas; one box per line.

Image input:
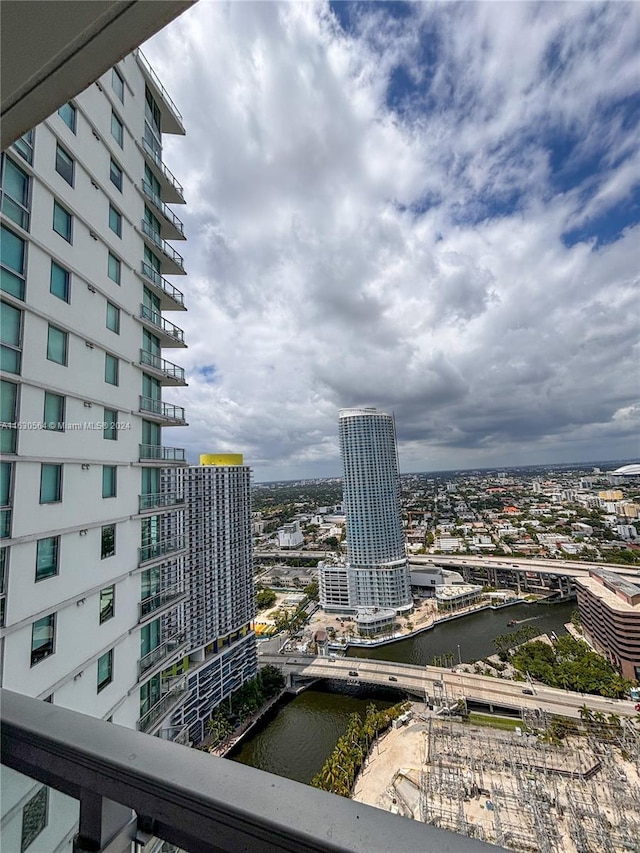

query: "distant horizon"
left=252, top=456, right=640, bottom=486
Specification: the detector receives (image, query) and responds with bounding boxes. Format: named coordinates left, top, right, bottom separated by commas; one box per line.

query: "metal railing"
left=139, top=396, right=186, bottom=423
left=140, top=349, right=186, bottom=383
left=141, top=220, right=185, bottom=271
left=136, top=49, right=184, bottom=126
left=1, top=689, right=499, bottom=853
left=138, top=491, right=184, bottom=512
left=140, top=261, right=185, bottom=306
left=138, top=536, right=186, bottom=565
left=138, top=632, right=187, bottom=679
left=138, top=683, right=189, bottom=733
left=139, top=444, right=186, bottom=463
left=141, top=137, right=185, bottom=201
left=141, top=181, right=185, bottom=237
left=139, top=304, right=185, bottom=343
left=0, top=508, right=11, bottom=539
left=139, top=586, right=186, bottom=621
left=159, top=724, right=191, bottom=746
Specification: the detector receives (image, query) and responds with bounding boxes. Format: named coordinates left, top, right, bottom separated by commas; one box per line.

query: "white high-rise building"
left=174, top=454, right=257, bottom=744
left=338, top=407, right=412, bottom=613
left=0, top=49, right=191, bottom=742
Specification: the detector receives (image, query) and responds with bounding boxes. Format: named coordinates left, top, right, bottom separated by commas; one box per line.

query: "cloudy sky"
left=145, top=1, right=639, bottom=481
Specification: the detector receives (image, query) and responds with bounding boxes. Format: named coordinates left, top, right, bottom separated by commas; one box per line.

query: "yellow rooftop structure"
left=200, top=453, right=244, bottom=466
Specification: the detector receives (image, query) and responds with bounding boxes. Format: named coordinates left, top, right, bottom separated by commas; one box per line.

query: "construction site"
left=352, top=710, right=640, bottom=853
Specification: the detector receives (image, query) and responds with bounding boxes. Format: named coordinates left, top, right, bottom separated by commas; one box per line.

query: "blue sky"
left=147, top=1, right=639, bottom=480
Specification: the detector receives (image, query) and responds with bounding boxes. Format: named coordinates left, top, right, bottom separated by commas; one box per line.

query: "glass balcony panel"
left=138, top=634, right=187, bottom=680
left=138, top=492, right=184, bottom=512
left=141, top=181, right=185, bottom=238
left=140, top=261, right=185, bottom=308
left=140, top=220, right=185, bottom=273
left=139, top=444, right=186, bottom=463
left=140, top=137, right=185, bottom=204
left=139, top=304, right=185, bottom=344
left=138, top=536, right=186, bottom=565
left=139, top=396, right=186, bottom=424
left=0, top=509, right=11, bottom=539
left=139, top=586, right=185, bottom=620
left=139, top=349, right=186, bottom=385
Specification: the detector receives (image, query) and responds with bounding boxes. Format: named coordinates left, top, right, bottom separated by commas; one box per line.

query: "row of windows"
left=31, top=611, right=114, bottom=688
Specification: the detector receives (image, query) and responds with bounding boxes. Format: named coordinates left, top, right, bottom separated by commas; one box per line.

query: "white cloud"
left=145, top=1, right=640, bottom=479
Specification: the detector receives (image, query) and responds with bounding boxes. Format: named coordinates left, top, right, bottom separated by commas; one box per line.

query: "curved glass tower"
left=339, top=408, right=412, bottom=613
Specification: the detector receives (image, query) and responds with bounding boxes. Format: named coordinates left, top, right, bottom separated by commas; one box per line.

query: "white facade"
left=338, top=408, right=412, bottom=613
left=174, top=459, right=257, bottom=744
left=319, top=562, right=354, bottom=612
left=278, top=520, right=304, bottom=549
left=0, top=51, right=189, bottom=736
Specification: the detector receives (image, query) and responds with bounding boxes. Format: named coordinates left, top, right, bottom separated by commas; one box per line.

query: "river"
left=231, top=601, right=575, bottom=783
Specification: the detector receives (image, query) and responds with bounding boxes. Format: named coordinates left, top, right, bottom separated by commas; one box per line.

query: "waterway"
left=232, top=601, right=574, bottom=783
left=347, top=600, right=575, bottom=665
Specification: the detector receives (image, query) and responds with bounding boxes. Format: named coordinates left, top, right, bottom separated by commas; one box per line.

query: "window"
left=50, top=260, right=70, bottom=303
left=31, top=613, right=55, bottom=665
left=103, top=408, right=118, bottom=440
left=12, top=129, right=35, bottom=165
left=43, top=391, right=64, bottom=431
left=109, top=158, right=122, bottom=191
left=108, top=204, right=122, bottom=237
left=106, top=301, right=120, bottom=333
left=107, top=252, right=121, bottom=285
left=21, top=786, right=48, bottom=851
left=40, top=464, right=62, bottom=503
left=102, top=465, right=117, bottom=498
left=99, top=585, right=115, bottom=623
left=35, top=536, right=59, bottom=581
left=104, top=353, right=119, bottom=386
left=112, top=68, right=125, bottom=102
left=52, top=200, right=72, bottom=242
left=0, top=380, right=17, bottom=453
left=46, top=325, right=67, bottom=365
left=0, top=301, right=22, bottom=374
left=1, top=461, right=13, bottom=508
left=97, top=649, right=113, bottom=692
left=1, top=154, right=30, bottom=230
left=55, top=144, right=74, bottom=186
left=111, top=111, right=123, bottom=147
left=1, top=225, right=26, bottom=299
left=58, top=102, right=76, bottom=133
left=101, top=524, right=115, bottom=559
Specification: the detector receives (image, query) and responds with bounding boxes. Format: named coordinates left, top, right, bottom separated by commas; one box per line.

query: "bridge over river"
left=259, top=653, right=638, bottom=721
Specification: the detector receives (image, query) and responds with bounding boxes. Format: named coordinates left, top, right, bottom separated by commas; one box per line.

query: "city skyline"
left=143, top=1, right=639, bottom=481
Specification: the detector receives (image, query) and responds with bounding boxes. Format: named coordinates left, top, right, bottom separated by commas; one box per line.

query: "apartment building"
left=0, top=48, right=191, bottom=741
left=174, top=454, right=257, bottom=744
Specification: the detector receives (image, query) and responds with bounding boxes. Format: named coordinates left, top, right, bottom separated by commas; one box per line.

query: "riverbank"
left=205, top=689, right=290, bottom=757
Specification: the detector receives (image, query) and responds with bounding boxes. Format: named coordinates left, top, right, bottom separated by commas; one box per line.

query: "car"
left=348, top=670, right=358, bottom=677
left=388, top=676, right=398, bottom=682
left=522, top=688, right=534, bottom=695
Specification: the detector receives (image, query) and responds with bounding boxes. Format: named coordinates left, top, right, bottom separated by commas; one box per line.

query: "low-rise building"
left=435, top=584, right=482, bottom=612
left=278, top=521, right=304, bottom=549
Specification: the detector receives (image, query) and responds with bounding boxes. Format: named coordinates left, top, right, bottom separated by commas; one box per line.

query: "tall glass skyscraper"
left=339, top=408, right=412, bottom=613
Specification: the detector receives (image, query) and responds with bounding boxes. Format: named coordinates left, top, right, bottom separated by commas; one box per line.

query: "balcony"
left=159, top=724, right=191, bottom=746
left=0, top=508, right=11, bottom=539
left=139, top=586, right=187, bottom=622
left=139, top=349, right=186, bottom=386
left=138, top=633, right=187, bottom=680
left=139, top=395, right=187, bottom=426
left=139, top=491, right=184, bottom=512
left=138, top=678, right=189, bottom=735
left=138, top=261, right=186, bottom=311
left=140, top=136, right=185, bottom=204
left=1, top=689, right=493, bottom=853
left=138, top=536, right=186, bottom=566
left=140, top=220, right=185, bottom=275
left=139, top=443, right=186, bottom=464
left=139, top=303, right=186, bottom=347
left=136, top=49, right=185, bottom=136
left=141, top=180, right=185, bottom=240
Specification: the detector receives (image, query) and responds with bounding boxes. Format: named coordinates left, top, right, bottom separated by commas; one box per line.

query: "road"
left=258, top=652, right=638, bottom=720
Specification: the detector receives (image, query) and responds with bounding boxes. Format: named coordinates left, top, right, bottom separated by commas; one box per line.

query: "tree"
left=256, top=588, right=277, bottom=610
left=303, top=581, right=319, bottom=599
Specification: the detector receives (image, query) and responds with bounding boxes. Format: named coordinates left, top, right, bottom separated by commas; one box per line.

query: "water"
left=231, top=601, right=574, bottom=782
left=229, top=687, right=394, bottom=784
left=347, top=601, right=575, bottom=665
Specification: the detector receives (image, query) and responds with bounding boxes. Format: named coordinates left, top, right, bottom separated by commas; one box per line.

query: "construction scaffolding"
left=414, top=719, right=640, bottom=853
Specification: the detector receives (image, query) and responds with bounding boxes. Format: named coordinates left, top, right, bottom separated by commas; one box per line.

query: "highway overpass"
left=258, top=653, right=639, bottom=721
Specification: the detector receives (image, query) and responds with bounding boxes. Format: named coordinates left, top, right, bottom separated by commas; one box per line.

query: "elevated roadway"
left=259, top=653, right=638, bottom=721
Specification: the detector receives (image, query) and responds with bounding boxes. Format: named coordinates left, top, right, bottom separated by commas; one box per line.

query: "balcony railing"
left=139, top=304, right=185, bottom=344
left=139, top=443, right=186, bottom=463
left=139, top=586, right=186, bottom=621
left=141, top=220, right=185, bottom=272
left=1, top=689, right=497, bottom=853
left=136, top=49, right=184, bottom=129
left=140, top=349, right=186, bottom=384
left=159, top=724, right=191, bottom=746
left=139, top=396, right=186, bottom=424
left=0, top=508, right=11, bottom=539
left=138, top=632, right=187, bottom=679
left=138, top=682, right=189, bottom=734
left=140, top=260, right=185, bottom=308
left=141, top=136, right=185, bottom=203
left=141, top=181, right=185, bottom=238
left=139, top=491, right=184, bottom=512
left=138, top=536, right=186, bottom=565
